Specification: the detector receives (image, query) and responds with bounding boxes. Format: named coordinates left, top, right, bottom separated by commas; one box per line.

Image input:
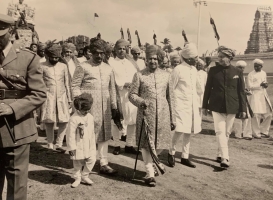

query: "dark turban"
left=62, top=43, right=76, bottom=52
left=37, top=42, right=46, bottom=51
left=114, top=39, right=129, bottom=49
left=45, top=42, right=62, bottom=57
left=218, top=46, right=235, bottom=58
left=74, top=93, right=93, bottom=111
left=90, top=38, right=106, bottom=53
left=145, top=45, right=165, bottom=63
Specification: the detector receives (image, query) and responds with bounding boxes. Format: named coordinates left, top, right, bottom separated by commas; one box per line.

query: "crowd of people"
left=0, top=12, right=272, bottom=200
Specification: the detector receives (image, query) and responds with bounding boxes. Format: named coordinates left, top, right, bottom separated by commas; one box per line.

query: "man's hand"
left=140, top=101, right=148, bottom=109
left=238, top=112, right=246, bottom=119
left=171, top=123, right=176, bottom=131
left=111, top=109, right=118, bottom=118
left=0, top=103, right=14, bottom=116
left=202, top=108, right=209, bottom=116
left=69, top=150, right=76, bottom=157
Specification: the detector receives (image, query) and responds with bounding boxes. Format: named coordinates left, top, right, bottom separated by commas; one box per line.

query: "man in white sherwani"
left=109, top=39, right=139, bottom=155
left=248, top=59, right=272, bottom=139
left=168, top=43, right=201, bottom=168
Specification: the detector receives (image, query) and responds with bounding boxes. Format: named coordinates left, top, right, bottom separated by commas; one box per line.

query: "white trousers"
left=45, top=122, right=67, bottom=147
left=212, top=112, right=236, bottom=160
left=169, top=132, right=191, bottom=159
left=251, top=113, right=272, bottom=137
left=73, top=157, right=96, bottom=179
left=97, top=141, right=108, bottom=166
left=142, top=148, right=163, bottom=178
left=112, top=124, right=136, bottom=147
left=233, top=118, right=252, bottom=138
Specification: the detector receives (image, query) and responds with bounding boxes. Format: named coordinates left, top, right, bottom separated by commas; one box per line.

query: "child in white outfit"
left=67, top=93, right=96, bottom=188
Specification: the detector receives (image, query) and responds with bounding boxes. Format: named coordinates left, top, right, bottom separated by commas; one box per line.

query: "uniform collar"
left=2, top=41, right=12, bottom=57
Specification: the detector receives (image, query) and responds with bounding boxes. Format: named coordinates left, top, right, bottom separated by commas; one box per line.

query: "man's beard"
left=49, top=59, right=59, bottom=65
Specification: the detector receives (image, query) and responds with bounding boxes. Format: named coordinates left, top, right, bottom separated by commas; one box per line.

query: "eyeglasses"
left=133, top=53, right=140, bottom=55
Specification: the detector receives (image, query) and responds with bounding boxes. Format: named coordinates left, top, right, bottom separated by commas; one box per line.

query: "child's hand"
left=69, top=150, right=76, bottom=156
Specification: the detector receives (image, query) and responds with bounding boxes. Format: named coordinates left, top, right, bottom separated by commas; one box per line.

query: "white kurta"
left=247, top=70, right=272, bottom=114
left=77, top=56, right=87, bottom=63
left=109, top=57, right=138, bottom=125
left=171, top=62, right=201, bottom=134
left=67, top=112, right=96, bottom=160
left=196, top=70, right=207, bottom=108
left=68, top=58, right=77, bottom=78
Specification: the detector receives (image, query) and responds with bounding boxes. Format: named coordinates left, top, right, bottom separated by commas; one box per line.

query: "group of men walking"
left=0, top=12, right=272, bottom=199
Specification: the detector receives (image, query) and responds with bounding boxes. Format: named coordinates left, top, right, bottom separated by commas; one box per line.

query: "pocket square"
left=233, top=75, right=239, bottom=79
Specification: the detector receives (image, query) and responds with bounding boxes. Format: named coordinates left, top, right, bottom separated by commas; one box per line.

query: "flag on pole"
left=94, top=13, right=99, bottom=17
left=127, top=28, right=132, bottom=44
left=210, top=17, right=220, bottom=41
left=153, top=33, right=157, bottom=45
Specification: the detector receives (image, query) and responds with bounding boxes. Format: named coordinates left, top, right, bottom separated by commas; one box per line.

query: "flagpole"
left=197, top=3, right=201, bottom=52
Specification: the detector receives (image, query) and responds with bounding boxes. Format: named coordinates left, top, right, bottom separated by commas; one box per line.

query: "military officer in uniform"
left=0, top=14, right=46, bottom=200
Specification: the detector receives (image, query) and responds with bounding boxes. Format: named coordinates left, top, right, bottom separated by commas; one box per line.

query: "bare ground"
left=2, top=114, right=273, bottom=200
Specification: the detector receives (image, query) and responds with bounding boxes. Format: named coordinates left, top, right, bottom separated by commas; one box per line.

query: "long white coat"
left=109, top=57, right=138, bottom=125
left=247, top=70, right=272, bottom=114
left=171, top=62, right=201, bottom=134
left=67, top=112, right=96, bottom=160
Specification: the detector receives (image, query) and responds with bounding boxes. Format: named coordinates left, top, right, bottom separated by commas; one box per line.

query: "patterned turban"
left=236, top=60, right=247, bottom=67
left=131, top=46, right=141, bottom=54
left=62, top=43, right=76, bottom=52
left=181, top=43, right=198, bottom=59
left=90, top=38, right=106, bottom=53
left=37, top=42, right=46, bottom=51
left=114, top=39, right=129, bottom=49
left=253, top=59, right=263, bottom=65
left=217, top=46, right=235, bottom=58
left=145, top=45, right=165, bottom=63
left=45, top=43, right=62, bottom=57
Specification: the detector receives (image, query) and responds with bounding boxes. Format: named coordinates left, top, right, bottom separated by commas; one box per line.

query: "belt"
left=0, top=89, right=27, bottom=100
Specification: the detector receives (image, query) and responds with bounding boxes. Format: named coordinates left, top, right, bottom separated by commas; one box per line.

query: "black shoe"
left=55, top=147, right=66, bottom=153
left=181, top=158, right=196, bottom=168
left=253, top=136, right=262, bottom=139
left=244, top=137, right=252, bottom=141
left=120, top=135, right=127, bottom=142
left=144, top=177, right=156, bottom=187
left=216, top=157, right=222, bottom=163
left=124, top=146, right=138, bottom=154
left=261, top=133, right=270, bottom=138
left=168, top=153, right=175, bottom=167
left=100, top=165, right=118, bottom=175
left=113, top=146, right=121, bottom=155
left=153, top=164, right=159, bottom=177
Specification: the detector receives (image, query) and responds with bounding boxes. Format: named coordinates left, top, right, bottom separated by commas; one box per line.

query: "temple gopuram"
left=245, top=6, right=273, bottom=54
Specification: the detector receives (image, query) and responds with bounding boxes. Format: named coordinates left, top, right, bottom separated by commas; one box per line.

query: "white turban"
left=181, top=43, right=198, bottom=59
left=198, top=58, right=205, bottom=66
left=236, top=60, right=247, bottom=67
left=253, top=59, right=264, bottom=65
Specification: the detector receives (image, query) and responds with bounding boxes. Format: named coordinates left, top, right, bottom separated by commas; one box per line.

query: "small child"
left=67, top=93, right=96, bottom=188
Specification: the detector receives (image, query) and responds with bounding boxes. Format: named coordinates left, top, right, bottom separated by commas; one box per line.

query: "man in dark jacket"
left=0, top=14, right=46, bottom=200
left=202, top=46, right=246, bottom=168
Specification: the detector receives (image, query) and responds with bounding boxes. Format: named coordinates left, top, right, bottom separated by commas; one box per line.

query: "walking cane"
left=132, top=113, right=145, bottom=179
left=4, top=116, right=16, bottom=144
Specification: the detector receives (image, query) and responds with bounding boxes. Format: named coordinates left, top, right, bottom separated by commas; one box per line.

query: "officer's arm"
left=9, top=55, right=47, bottom=120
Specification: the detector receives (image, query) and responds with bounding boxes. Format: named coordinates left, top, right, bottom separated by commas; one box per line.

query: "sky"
left=0, top=0, right=273, bottom=56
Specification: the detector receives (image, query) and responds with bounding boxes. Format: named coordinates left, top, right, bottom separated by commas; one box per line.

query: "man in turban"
left=109, top=39, right=140, bottom=155
left=40, top=42, right=72, bottom=152
left=203, top=46, right=246, bottom=168
left=71, top=38, right=118, bottom=175
left=62, top=43, right=79, bottom=78
left=131, top=46, right=146, bottom=70
left=169, top=53, right=181, bottom=71
left=30, top=43, right=38, bottom=53
left=248, top=59, right=272, bottom=139
left=37, top=42, right=46, bottom=62
left=168, top=43, right=201, bottom=169
left=232, top=60, right=253, bottom=140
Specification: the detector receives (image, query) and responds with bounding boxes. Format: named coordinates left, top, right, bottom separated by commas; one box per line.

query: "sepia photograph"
left=0, top=0, right=273, bottom=199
